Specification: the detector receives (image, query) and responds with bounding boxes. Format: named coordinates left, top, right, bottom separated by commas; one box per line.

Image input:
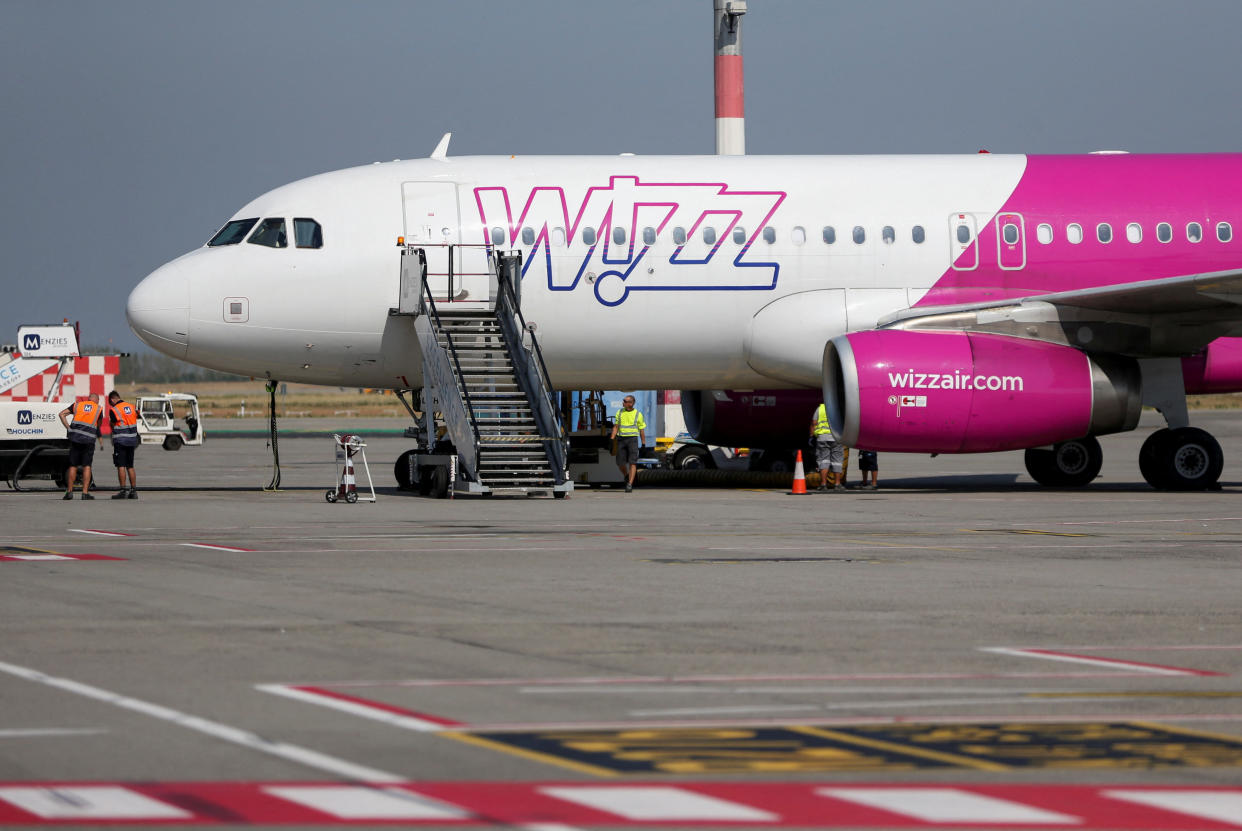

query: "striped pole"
left=714, top=0, right=746, bottom=155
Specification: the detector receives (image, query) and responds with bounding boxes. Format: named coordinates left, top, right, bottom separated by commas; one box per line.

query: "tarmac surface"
left=2, top=410, right=1242, bottom=826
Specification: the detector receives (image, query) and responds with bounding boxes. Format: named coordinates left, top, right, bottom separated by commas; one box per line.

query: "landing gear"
left=394, top=450, right=415, bottom=490
left=1139, top=427, right=1223, bottom=491
left=1024, top=436, right=1103, bottom=487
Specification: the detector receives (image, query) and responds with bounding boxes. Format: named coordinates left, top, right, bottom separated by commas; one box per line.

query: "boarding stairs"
left=392, top=245, right=569, bottom=497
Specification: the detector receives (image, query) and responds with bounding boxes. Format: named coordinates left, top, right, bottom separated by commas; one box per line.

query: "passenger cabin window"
left=1218, top=222, right=1233, bottom=242
left=1003, top=223, right=1019, bottom=245
left=822, top=226, right=836, bottom=244
left=1036, top=223, right=1053, bottom=244
left=1187, top=222, right=1203, bottom=243
left=1126, top=223, right=1142, bottom=243
left=248, top=218, right=287, bottom=248
left=703, top=226, right=717, bottom=244
left=1067, top=223, right=1083, bottom=244
left=882, top=226, right=895, bottom=244
left=521, top=227, right=535, bottom=245
left=1096, top=223, right=1112, bottom=244
left=209, top=217, right=258, bottom=247
left=673, top=227, right=687, bottom=245
left=792, top=226, right=806, bottom=245
left=582, top=227, right=597, bottom=245
left=912, top=225, right=925, bottom=244
left=853, top=226, right=866, bottom=244
left=490, top=226, right=505, bottom=245
left=732, top=226, right=747, bottom=244
left=956, top=224, right=971, bottom=244
left=1156, top=222, right=1172, bottom=243
left=643, top=226, right=656, bottom=245
left=763, top=226, right=776, bottom=244
left=613, top=226, right=626, bottom=245
left=294, top=218, right=323, bottom=249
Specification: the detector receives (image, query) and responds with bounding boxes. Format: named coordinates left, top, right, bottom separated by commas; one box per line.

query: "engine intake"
left=823, top=330, right=1140, bottom=453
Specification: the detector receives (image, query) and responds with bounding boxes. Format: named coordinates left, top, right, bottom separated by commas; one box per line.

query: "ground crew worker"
left=59, top=393, right=103, bottom=500
left=811, top=402, right=845, bottom=492
left=609, top=394, right=646, bottom=493
left=107, top=390, right=140, bottom=499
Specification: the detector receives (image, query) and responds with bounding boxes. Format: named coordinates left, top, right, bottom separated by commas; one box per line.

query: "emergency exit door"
left=948, top=212, right=979, bottom=271
left=995, top=212, right=1026, bottom=270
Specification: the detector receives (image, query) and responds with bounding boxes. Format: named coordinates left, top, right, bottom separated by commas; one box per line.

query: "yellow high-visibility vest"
left=615, top=408, right=645, bottom=438
left=813, top=403, right=833, bottom=437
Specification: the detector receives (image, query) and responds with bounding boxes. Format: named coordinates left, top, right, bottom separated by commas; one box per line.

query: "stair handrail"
left=410, top=247, right=481, bottom=476
left=491, top=250, right=568, bottom=481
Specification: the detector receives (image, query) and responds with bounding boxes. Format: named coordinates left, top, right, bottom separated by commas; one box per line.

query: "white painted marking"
left=0, top=728, right=105, bottom=737
left=819, top=788, right=1079, bottom=824
left=981, top=647, right=1193, bottom=676
left=540, top=786, right=777, bottom=821
left=69, top=529, right=130, bottom=537
left=181, top=543, right=252, bottom=552
left=0, top=660, right=403, bottom=783
left=0, top=786, right=190, bottom=819
left=255, top=684, right=448, bottom=732
left=6, top=554, right=72, bottom=561
left=1104, top=790, right=1242, bottom=825
left=263, top=786, right=467, bottom=820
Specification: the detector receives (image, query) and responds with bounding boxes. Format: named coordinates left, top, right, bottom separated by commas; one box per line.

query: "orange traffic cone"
left=791, top=450, right=808, bottom=494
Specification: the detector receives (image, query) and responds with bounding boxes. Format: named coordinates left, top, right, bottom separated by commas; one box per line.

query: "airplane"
left=127, top=140, right=1242, bottom=491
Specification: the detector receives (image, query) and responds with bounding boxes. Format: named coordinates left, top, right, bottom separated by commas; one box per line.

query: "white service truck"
left=0, top=401, right=70, bottom=489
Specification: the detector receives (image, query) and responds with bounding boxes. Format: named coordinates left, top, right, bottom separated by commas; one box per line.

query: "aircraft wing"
left=1029, top=267, right=1242, bottom=314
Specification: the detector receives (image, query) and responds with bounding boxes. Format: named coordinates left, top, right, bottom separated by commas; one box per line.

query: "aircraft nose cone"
left=127, top=262, right=190, bottom=358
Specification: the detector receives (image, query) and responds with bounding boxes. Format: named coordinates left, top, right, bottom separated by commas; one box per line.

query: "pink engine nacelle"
left=823, top=330, right=1141, bottom=453
left=681, top=388, right=822, bottom=449
left=1182, top=337, right=1242, bottom=393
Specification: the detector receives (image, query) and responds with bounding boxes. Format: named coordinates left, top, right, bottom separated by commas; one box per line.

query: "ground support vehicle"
left=137, top=393, right=203, bottom=451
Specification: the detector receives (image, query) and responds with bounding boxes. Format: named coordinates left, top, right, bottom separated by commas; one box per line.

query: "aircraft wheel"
left=394, top=450, right=415, bottom=490
left=751, top=449, right=795, bottom=473
left=671, top=445, right=714, bottom=470
left=1141, top=427, right=1222, bottom=490
left=430, top=465, right=450, bottom=499
left=1024, top=436, right=1102, bottom=487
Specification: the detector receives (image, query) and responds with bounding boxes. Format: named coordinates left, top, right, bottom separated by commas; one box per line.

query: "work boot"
left=112, top=489, right=129, bottom=500
left=127, top=489, right=138, bottom=499
left=832, top=483, right=846, bottom=492
left=624, top=483, right=633, bottom=493
left=82, top=492, right=95, bottom=500
left=63, top=491, right=73, bottom=501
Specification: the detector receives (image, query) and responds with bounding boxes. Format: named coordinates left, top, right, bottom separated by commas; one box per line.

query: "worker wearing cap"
left=107, top=390, right=140, bottom=499
left=59, top=393, right=104, bottom=500
left=609, top=394, right=646, bottom=493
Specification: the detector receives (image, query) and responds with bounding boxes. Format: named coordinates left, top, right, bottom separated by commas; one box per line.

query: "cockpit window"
left=208, top=218, right=258, bottom=247
left=248, top=218, right=288, bottom=248
left=294, top=218, right=323, bottom=249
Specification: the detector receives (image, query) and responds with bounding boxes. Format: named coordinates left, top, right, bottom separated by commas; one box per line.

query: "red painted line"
left=0, top=782, right=1241, bottom=826
left=292, top=686, right=465, bottom=727
left=0, top=554, right=125, bottom=563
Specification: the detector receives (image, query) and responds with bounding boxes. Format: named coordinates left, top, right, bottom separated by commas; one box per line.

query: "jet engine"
left=1183, top=337, right=1242, bottom=393
left=823, top=330, right=1141, bottom=453
left=681, top=388, right=821, bottom=449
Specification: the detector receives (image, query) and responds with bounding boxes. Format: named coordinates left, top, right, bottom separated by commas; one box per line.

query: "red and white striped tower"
left=713, top=0, right=746, bottom=155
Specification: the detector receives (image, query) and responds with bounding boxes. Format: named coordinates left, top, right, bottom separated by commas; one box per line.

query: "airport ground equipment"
left=391, top=245, right=571, bottom=498
left=136, top=393, right=203, bottom=451
left=0, top=401, right=70, bottom=490
left=326, top=433, right=375, bottom=504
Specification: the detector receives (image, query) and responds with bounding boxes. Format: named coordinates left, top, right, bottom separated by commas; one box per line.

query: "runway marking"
left=4, top=782, right=1242, bottom=826
left=0, top=728, right=106, bottom=738
left=0, top=553, right=125, bottom=562
left=70, top=529, right=134, bottom=537
left=256, top=684, right=464, bottom=731
left=180, top=543, right=256, bottom=552
left=981, top=647, right=1226, bottom=676
left=0, top=660, right=404, bottom=783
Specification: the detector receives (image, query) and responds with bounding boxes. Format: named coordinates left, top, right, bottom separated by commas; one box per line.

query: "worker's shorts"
left=814, top=435, right=843, bottom=473
left=112, top=444, right=136, bottom=469
left=615, top=436, right=640, bottom=466
left=858, top=450, right=878, bottom=471
left=67, top=440, right=95, bottom=469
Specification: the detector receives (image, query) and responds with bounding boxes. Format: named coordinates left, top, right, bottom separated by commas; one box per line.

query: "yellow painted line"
left=438, top=731, right=619, bottom=778
left=1029, top=692, right=1242, bottom=699
left=788, top=725, right=1011, bottom=772
left=1129, top=720, right=1242, bottom=743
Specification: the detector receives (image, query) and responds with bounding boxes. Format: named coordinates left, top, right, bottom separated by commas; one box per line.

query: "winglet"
left=430, top=133, right=452, bottom=161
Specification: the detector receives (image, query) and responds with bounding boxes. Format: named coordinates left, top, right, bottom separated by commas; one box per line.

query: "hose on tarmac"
left=263, top=380, right=281, bottom=491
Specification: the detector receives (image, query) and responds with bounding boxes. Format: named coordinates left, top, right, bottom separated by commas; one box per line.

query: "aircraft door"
left=995, top=212, right=1026, bottom=270
left=402, top=181, right=476, bottom=302
left=948, top=212, right=978, bottom=271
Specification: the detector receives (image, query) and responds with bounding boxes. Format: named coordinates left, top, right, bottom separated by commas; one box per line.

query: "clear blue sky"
left=4, top=0, right=1241, bottom=351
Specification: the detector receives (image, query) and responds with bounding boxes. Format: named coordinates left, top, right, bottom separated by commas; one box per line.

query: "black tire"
left=325, top=490, right=338, bottom=503
left=1141, top=427, right=1223, bottom=491
left=345, top=491, right=359, bottom=504
left=751, top=449, right=795, bottom=473
left=430, top=465, right=450, bottom=499
left=394, top=450, right=415, bottom=490
left=671, top=445, right=714, bottom=470
left=162, top=434, right=183, bottom=451
left=1024, top=436, right=1102, bottom=487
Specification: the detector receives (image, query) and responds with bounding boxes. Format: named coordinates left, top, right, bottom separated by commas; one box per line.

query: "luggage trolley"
left=326, top=433, right=376, bottom=503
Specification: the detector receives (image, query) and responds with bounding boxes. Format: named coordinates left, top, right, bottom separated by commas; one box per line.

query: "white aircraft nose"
left=127, top=261, right=190, bottom=358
